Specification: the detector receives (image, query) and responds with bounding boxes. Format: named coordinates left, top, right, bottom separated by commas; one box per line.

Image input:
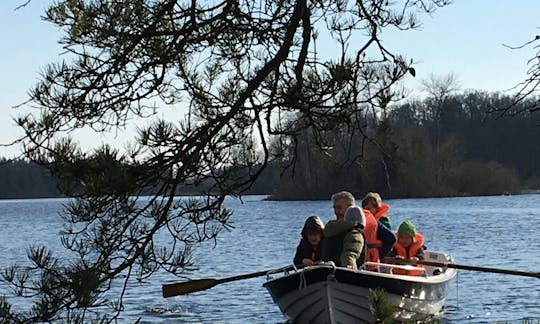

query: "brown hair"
left=362, top=192, right=382, bottom=208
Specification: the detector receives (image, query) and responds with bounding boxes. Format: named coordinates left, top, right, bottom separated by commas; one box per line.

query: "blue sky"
left=1, top=1, right=539, bottom=157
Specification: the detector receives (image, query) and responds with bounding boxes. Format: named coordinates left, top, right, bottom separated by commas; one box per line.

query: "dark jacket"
left=321, top=220, right=366, bottom=268
left=293, top=238, right=322, bottom=265
left=293, top=215, right=325, bottom=265
left=377, top=220, right=397, bottom=258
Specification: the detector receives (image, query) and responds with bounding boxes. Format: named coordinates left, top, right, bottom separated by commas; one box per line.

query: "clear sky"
left=1, top=1, right=539, bottom=158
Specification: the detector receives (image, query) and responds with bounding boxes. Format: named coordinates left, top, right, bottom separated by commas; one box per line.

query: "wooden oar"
left=162, top=264, right=298, bottom=298
left=382, top=257, right=540, bottom=279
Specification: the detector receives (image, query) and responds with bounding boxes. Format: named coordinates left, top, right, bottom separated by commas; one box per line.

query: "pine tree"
left=4, top=1, right=450, bottom=321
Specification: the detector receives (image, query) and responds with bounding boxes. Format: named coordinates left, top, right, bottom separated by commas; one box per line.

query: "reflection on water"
left=1, top=194, right=540, bottom=323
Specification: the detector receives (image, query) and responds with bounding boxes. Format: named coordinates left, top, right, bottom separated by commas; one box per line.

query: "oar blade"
left=162, top=278, right=219, bottom=298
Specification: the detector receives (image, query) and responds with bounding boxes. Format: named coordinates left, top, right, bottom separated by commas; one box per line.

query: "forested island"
left=2, top=90, right=539, bottom=201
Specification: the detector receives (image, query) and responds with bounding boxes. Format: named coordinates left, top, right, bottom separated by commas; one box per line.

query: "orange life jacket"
left=372, top=203, right=390, bottom=221
left=392, top=232, right=425, bottom=276
left=363, top=209, right=381, bottom=270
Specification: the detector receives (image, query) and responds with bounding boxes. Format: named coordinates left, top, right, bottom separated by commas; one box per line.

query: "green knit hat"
left=398, top=220, right=417, bottom=238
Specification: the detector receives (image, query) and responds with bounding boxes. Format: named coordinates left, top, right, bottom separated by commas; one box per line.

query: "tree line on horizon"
left=270, top=89, right=540, bottom=200
left=0, top=158, right=61, bottom=199
left=2, top=90, right=539, bottom=201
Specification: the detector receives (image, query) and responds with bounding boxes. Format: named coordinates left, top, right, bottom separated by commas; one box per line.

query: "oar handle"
left=219, top=264, right=301, bottom=283
left=219, top=269, right=282, bottom=284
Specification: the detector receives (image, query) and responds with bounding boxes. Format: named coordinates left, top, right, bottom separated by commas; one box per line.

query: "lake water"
left=1, top=194, right=539, bottom=323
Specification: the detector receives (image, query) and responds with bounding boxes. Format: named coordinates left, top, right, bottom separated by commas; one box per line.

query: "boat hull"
left=263, top=253, right=456, bottom=323
left=272, top=277, right=374, bottom=324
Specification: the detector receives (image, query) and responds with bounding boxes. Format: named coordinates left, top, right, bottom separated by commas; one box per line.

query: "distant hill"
left=0, top=158, right=274, bottom=199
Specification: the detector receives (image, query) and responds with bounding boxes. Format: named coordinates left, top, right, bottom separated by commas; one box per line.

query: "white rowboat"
left=263, top=251, right=457, bottom=323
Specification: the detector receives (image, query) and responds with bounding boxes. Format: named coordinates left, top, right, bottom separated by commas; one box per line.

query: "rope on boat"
left=299, top=269, right=307, bottom=290
left=297, top=262, right=338, bottom=290
left=326, top=261, right=337, bottom=284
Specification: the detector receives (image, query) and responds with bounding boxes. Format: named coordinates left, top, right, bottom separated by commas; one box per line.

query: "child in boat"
left=389, top=220, right=426, bottom=275
left=362, top=192, right=396, bottom=259
left=321, top=206, right=366, bottom=270
left=362, top=192, right=391, bottom=229
left=293, top=215, right=325, bottom=267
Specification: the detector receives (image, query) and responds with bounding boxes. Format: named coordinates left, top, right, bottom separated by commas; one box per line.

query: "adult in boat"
left=321, top=206, right=366, bottom=270
left=293, top=215, right=325, bottom=267
left=328, top=191, right=387, bottom=270
left=330, top=191, right=355, bottom=221
left=388, top=220, right=426, bottom=276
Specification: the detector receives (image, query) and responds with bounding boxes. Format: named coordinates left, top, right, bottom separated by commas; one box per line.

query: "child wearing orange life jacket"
left=361, top=208, right=380, bottom=270
left=362, top=192, right=396, bottom=259
left=389, top=220, right=426, bottom=276
left=362, top=192, right=391, bottom=229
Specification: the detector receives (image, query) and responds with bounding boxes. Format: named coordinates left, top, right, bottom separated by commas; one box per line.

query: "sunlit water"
left=1, top=194, right=539, bottom=323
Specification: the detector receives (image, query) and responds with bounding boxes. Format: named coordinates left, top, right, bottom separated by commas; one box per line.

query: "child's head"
left=302, top=215, right=324, bottom=246
left=306, top=228, right=323, bottom=246
left=344, top=206, right=366, bottom=229
left=397, top=220, right=417, bottom=248
left=362, top=192, right=382, bottom=214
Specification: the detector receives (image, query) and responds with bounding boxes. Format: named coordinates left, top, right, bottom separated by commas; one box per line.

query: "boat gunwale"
left=263, top=262, right=457, bottom=287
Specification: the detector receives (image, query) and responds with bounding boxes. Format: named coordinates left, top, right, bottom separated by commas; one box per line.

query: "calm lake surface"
left=1, top=194, right=539, bottom=323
